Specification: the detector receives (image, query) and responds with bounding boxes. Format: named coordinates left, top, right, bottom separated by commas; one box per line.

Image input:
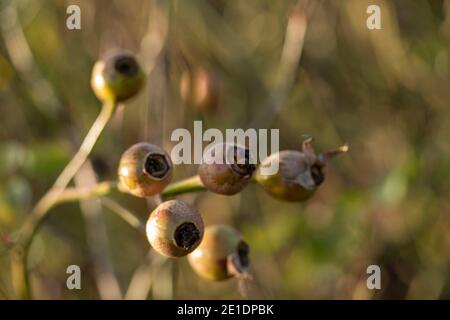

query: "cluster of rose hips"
left=91, top=50, right=348, bottom=283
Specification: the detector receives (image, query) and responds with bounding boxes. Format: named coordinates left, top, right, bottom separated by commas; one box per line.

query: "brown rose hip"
left=198, top=143, right=255, bottom=195
left=146, top=200, right=204, bottom=258
left=188, top=224, right=250, bottom=281
left=118, top=142, right=172, bottom=197
left=256, top=137, right=348, bottom=202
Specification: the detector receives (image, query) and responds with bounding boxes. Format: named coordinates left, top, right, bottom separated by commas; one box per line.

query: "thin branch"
left=75, top=162, right=123, bottom=300
left=57, top=181, right=118, bottom=203
left=248, top=0, right=313, bottom=129
left=0, top=2, right=60, bottom=115
left=53, top=103, right=116, bottom=189
left=56, top=174, right=205, bottom=203
left=11, top=101, right=116, bottom=299
left=151, top=255, right=174, bottom=299
left=10, top=173, right=204, bottom=298
left=161, top=175, right=206, bottom=197
left=0, top=277, right=9, bottom=299
left=102, top=197, right=145, bottom=231
left=124, top=250, right=154, bottom=300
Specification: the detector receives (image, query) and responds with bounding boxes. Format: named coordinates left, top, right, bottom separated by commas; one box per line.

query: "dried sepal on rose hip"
left=91, top=49, right=145, bottom=103
left=198, top=143, right=256, bottom=195
left=180, top=67, right=219, bottom=112
left=256, top=137, right=348, bottom=202
left=118, top=142, right=172, bottom=197
left=146, top=200, right=204, bottom=258
left=188, top=224, right=251, bottom=281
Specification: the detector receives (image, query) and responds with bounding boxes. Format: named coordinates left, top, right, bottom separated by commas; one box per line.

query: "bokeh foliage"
left=0, top=0, right=449, bottom=299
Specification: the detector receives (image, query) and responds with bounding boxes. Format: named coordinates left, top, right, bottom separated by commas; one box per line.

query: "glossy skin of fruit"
left=198, top=143, right=256, bottom=195
left=146, top=200, right=204, bottom=258
left=188, top=225, right=249, bottom=281
left=118, top=143, right=172, bottom=197
left=91, top=50, right=145, bottom=103
left=256, top=138, right=348, bottom=202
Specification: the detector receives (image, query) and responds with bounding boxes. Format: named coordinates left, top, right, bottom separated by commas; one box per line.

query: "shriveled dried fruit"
left=256, top=138, right=348, bottom=202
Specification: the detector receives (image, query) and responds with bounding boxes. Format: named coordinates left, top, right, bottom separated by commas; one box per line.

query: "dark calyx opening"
left=174, top=223, right=201, bottom=250
left=114, top=56, right=138, bottom=76
left=230, top=147, right=256, bottom=177
left=226, top=241, right=250, bottom=277
left=237, top=241, right=250, bottom=268
left=310, top=164, right=325, bottom=186
left=144, top=153, right=170, bottom=179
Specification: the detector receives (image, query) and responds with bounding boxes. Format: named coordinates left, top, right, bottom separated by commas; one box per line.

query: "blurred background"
left=0, top=0, right=449, bottom=299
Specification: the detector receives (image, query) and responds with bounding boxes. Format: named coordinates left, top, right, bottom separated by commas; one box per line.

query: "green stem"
left=53, top=102, right=116, bottom=189
left=11, top=102, right=116, bottom=299
left=161, top=175, right=206, bottom=197
left=102, top=197, right=145, bottom=231
left=59, top=181, right=118, bottom=203
left=10, top=174, right=205, bottom=299
left=54, top=174, right=205, bottom=201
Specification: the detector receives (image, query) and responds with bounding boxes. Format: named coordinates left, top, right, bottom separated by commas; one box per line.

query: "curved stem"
left=28, top=175, right=205, bottom=206
left=58, top=181, right=118, bottom=203
left=53, top=102, right=116, bottom=189
left=11, top=102, right=116, bottom=299
left=11, top=172, right=204, bottom=299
